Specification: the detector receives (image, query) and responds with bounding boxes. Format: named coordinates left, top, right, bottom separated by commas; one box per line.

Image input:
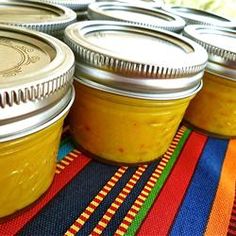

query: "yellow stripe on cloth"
left=205, top=139, right=236, bottom=236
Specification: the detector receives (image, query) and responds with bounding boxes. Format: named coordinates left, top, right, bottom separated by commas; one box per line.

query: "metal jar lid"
left=163, top=5, right=236, bottom=29
left=28, top=0, right=95, bottom=11
left=0, top=25, right=75, bottom=142
left=87, top=2, right=185, bottom=32
left=65, top=21, right=208, bottom=99
left=184, top=25, right=236, bottom=80
left=0, top=0, right=77, bottom=36
left=95, top=0, right=164, bottom=9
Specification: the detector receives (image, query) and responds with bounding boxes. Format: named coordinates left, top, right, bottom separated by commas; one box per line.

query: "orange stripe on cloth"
left=56, top=150, right=81, bottom=174
left=64, top=166, right=128, bottom=236
left=228, top=186, right=236, bottom=235
left=205, top=139, right=236, bottom=236
left=90, top=166, right=147, bottom=236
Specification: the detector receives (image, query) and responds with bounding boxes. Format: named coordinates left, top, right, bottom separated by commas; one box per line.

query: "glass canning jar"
left=0, top=25, right=75, bottom=217
left=64, top=21, right=207, bottom=165
left=183, top=25, right=236, bottom=137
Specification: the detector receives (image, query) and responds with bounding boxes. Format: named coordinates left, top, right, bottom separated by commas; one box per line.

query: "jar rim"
left=75, top=76, right=203, bottom=100
left=184, top=25, right=236, bottom=79
left=0, top=25, right=75, bottom=108
left=65, top=20, right=208, bottom=82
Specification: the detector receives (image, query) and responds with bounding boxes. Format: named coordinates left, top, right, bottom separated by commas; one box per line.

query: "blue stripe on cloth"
left=102, top=162, right=158, bottom=236
left=77, top=166, right=137, bottom=236
left=19, top=161, right=118, bottom=236
left=57, top=137, right=75, bottom=161
left=170, top=138, right=228, bottom=236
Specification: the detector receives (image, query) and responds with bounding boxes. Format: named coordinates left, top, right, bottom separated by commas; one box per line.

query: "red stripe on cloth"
left=137, top=132, right=207, bottom=236
left=228, top=184, right=236, bottom=235
left=0, top=154, right=90, bottom=235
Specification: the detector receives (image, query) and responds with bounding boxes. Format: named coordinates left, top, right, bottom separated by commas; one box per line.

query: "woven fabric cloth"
left=0, top=126, right=236, bottom=236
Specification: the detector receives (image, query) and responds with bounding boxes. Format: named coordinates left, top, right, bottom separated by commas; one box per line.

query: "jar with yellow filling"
left=65, top=21, right=207, bottom=165
left=184, top=25, right=236, bottom=137
left=70, top=81, right=195, bottom=164
left=0, top=117, right=63, bottom=218
left=0, top=25, right=75, bottom=217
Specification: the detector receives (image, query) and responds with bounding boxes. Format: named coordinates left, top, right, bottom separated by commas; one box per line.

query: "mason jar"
left=88, top=2, right=185, bottom=32
left=64, top=21, right=207, bottom=165
left=0, top=25, right=75, bottom=217
left=163, top=5, right=236, bottom=28
left=0, top=0, right=76, bottom=38
left=183, top=25, right=236, bottom=137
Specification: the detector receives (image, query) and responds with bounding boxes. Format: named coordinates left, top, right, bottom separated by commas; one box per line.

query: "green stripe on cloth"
left=125, top=128, right=191, bottom=236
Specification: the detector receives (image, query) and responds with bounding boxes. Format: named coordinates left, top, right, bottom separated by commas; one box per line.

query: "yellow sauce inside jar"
left=184, top=72, right=236, bottom=137
left=0, top=117, right=64, bottom=218
left=70, top=81, right=194, bottom=164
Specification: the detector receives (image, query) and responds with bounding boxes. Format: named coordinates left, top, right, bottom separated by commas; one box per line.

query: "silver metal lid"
left=184, top=25, right=236, bottom=79
left=0, top=86, right=75, bottom=142
left=29, top=0, right=95, bottom=11
left=75, top=73, right=203, bottom=100
left=65, top=21, right=207, bottom=98
left=95, top=0, right=164, bottom=9
left=88, top=2, right=185, bottom=32
left=163, top=5, right=236, bottom=29
left=0, top=0, right=77, bottom=36
left=0, top=25, right=75, bottom=141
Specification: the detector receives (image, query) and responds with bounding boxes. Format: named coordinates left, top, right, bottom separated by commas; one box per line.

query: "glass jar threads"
left=0, top=25, right=75, bottom=217
left=65, top=21, right=207, bottom=165
left=183, top=25, right=236, bottom=137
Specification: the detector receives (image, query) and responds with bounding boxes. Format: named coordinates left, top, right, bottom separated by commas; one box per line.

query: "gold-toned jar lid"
left=184, top=25, right=236, bottom=79
left=29, top=0, right=95, bottom=11
left=65, top=21, right=207, bottom=99
left=0, top=25, right=75, bottom=142
left=163, top=5, right=236, bottom=28
left=88, top=2, right=185, bottom=32
left=96, top=0, right=164, bottom=9
left=0, top=0, right=76, bottom=36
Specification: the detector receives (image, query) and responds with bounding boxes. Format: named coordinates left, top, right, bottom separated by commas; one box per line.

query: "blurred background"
left=164, top=0, right=236, bottom=20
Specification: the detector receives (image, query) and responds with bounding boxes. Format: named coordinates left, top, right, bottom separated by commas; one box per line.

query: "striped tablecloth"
left=0, top=125, right=235, bottom=236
